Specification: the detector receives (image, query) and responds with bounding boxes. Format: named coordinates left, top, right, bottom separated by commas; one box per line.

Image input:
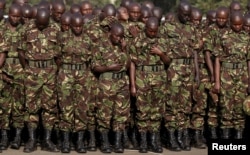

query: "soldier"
left=60, top=11, right=71, bottom=32
left=141, top=0, right=155, bottom=12
left=120, top=0, right=134, bottom=10
left=84, top=3, right=118, bottom=152
left=205, top=9, right=216, bottom=27
left=116, top=6, right=129, bottom=23
left=0, top=0, right=6, bottom=11
left=213, top=11, right=249, bottom=140
left=0, top=3, right=23, bottom=151
left=51, top=0, right=66, bottom=24
left=189, top=7, right=207, bottom=149
left=152, top=6, right=163, bottom=24
left=162, top=1, right=200, bottom=151
left=20, top=4, right=33, bottom=24
left=140, top=6, right=152, bottom=24
left=129, top=17, right=170, bottom=153
left=18, top=8, right=60, bottom=153
left=57, top=13, right=93, bottom=153
left=229, top=0, right=243, bottom=14
left=70, top=3, right=80, bottom=14
left=163, top=12, right=176, bottom=24
left=12, top=0, right=29, bottom=6
left=203, top=6, right=230, bottom=139
left=243, top=13, right=250, bottom=33
left=91, top=22, right=131, bottom=153
left=80, top=0, right=93, bottom=16
left=31, top=5, right=38, bottom=19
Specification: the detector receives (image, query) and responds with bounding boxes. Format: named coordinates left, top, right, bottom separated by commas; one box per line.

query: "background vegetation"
left=3, top=0, right=250, bottom=15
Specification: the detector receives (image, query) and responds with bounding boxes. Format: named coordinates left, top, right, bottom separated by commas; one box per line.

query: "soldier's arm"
left=18, top=49, right=27, bottom=69
left=0, top=52, right=6, bottom=68
left=93, top=64, right=123, bottom=73
left=205, top=50, right=214, bottom=82
left=150, top=45, right=171, bottom=65
left=213, top=57, right=220, bottom=94
left=194, top=50, right=200, bottom=86
left=129, top=61, right=136, bottom=97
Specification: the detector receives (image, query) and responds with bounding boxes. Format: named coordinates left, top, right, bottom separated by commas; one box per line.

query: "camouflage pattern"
left=190, top=24, right=210, bottom=130
left=215, top=29, right=249, bottom=129
left=203, top=24, right=230, bottom=127
left=0, top=22, right=25, bottom=129
left=91, top=36, right=130, bottom=132
left=129, top=32, right=167, bottom=132
left=57, top=30, right=93, bottom=132
left=19, top=20, right=60, bottom=130
left=162, top=21, right=200, bottom=130
left=243, top=95, right=250, bottom=116
left=85, top=15, right=118, bottom=131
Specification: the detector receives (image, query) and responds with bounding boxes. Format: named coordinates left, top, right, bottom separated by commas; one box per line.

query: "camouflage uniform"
left=216, top=29, right=249, bottom=130
left=0, top=22, right=24, bottom=130
left=190, top=23, right=209, bottom=130
left=19, top=20, right=60, bottom=129
left=129, top=32, right=167, bottom=132
left=91, top=34, right=130, bottom=132
left=57, top=30, right=93, bottom=132
left=203, top=24, right=230, bottom=129
left=162, top=21, right=199, bottom=130
left=84, top=15, right=118, bottom=131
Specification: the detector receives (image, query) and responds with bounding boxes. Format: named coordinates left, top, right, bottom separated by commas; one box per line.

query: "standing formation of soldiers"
left=0, top=0, right=250, bottom=154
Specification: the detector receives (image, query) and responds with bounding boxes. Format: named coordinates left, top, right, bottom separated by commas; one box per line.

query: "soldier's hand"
left=130, top=85, right=136, bottom=97
left=150, top=45, right=163, bottom=56
left=129, top=25, right=139, bottom=38
left=108, top=64, right=123, bottom=72
left=212, top=82, right=220, bottom=94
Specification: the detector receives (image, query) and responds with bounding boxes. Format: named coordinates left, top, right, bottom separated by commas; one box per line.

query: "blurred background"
left=2, top=0, right=250, bottom=14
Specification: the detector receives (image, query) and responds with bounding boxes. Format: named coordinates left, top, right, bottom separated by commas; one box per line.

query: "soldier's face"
left=129, top=6, right=141, bottom=22
left=145, top=25, right=158, bottom=38
left=231, top=18, right=243, bottom=32
left=179, top=9, right=190, bottom=23
left=61, top=19, right=70, bottom=32
left=71, top=22, right=82, bottom=35
left=191, top=15, right=201, bottom=26
left=243, top=19, right=250, bottom=33
left=118, top=8, right=129, bottom=21
left=81, top=4, right=93, bottom=16
left=216, top=12, right=228, bottom=27
left=140, top=12, right=150, bottom=24
left=9, top=9, right=21, bottom=26
left=52, top=7, right=65, bottom=22
left=110, top=30, right=124, bottom=45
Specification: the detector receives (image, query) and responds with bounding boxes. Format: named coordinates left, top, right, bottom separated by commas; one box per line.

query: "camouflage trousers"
left=191, top=65, right=210, bottom=130
left=87, top=76, right=98, bottom=131
left=0, top=79, right=25, bottom=129
left=96, top=75, right=130, bottom=132
left=219, top=65, right=248, bottom=129
left=0, top=63, right=25, bottom=129
left=135, top=70, right=166, bottom=132
left=57, top=69, right=92, bottom=132
left=165, top=63, right=194, bottom=130
left=24, top=66, right=58, bottom=130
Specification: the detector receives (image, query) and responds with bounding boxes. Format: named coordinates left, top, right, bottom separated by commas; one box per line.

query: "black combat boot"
left=42, top=129, right=59, bottom=152
left=221, top=128, right=230, bottom=139
left=23, top=127, right=37, bottom=153
left=234, top=128, right=244, bottom=139
left=114, top=131, right=123, bottom=153
left=131, top=127, right=139, bottom=149
left=76, top=131, right=86, bottom=153
left=193, top=130, right=206, bottom=149
left=209, top=127, right=218, bottom=139
left=139, top=132, right=147, bottom=153
left=167, top=129, right=181, bottom=151
left=123, top=128, right=131, bottom=149
left=10, top=128, right=22, bottom=149
left=0, top=129, right=9, bottom=150
left=56, top=129, right=62, bottom=150
left=100, top=130, right=112, bottom=153
left=177, top=129, right=184, bottom=149
left=87, top=130, right=96, bottom=151
left=182, top=129, right=191, bottom=151
left=149, top=132, right=163, bottom=153
left=61, top=131, right=70, bottom=153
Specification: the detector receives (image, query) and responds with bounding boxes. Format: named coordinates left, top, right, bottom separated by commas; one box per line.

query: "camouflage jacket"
left=129, top=32, right=167, bottom=66
left=216, top=29, right=250, bottom=63
left=19, top=19, right=60, bottom=60
left=57, top=29, right=92, bottom=64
